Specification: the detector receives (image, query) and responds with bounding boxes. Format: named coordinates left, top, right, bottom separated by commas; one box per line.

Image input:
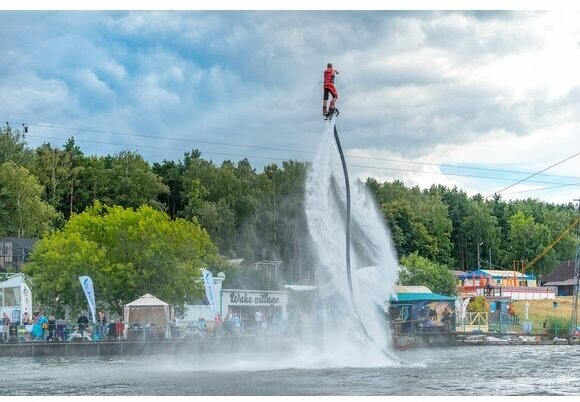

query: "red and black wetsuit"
left=323, top=68, right=338, bottom=101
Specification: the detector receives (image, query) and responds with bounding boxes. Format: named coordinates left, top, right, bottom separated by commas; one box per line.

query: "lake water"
left=1, top=345, right=578, bottom=395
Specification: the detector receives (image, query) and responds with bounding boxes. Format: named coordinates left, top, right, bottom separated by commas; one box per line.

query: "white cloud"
left=76, top=69, right=113, bottom=96
left=0, top=73, right=73, bottom=118
left=2, top=11, right=580, bottom=204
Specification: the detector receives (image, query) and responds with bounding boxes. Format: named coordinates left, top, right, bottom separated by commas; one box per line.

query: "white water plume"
left=304, top=120, right=400, bottom=365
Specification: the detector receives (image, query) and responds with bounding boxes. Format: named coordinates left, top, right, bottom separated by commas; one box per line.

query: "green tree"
left=0, top=126, right=34, bottom=167
left=507, top=211, right=554, bottom=277
left=33, top=142, right=73, bottom=209
left=152, top=159, right=186, bottom=218
left=104, top=151, right=169, bottom=209
left=370, top=180, right=453, bottom=266
left=439, top=186, right=472, bottom=270
left=23, top=203, right=221, bottom=314
left=197, top=199, right=237, bottom=256
left=399, top=251, right=457, bottom=296
left=382, top=200, right=436, bottom=259
left=0, top=161, right=59, bottom=237
left=461, top=200, right=501, bottom=269
left=542, top=208, right=578, bottom=262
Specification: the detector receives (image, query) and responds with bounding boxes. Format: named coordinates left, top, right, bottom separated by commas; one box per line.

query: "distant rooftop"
left=391, top=285, right=456, bottom=302
left=542, top=260, right=575, bottom=283
left=394, top=285, right=433, bottom=294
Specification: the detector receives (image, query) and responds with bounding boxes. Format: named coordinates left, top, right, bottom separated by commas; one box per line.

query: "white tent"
left=123, top=293, right=174, bottom=335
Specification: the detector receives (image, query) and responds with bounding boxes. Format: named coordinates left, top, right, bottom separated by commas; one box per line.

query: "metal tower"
left=569, top=246, right=580, bottom=342
left=569, top=198, right=580, bottom=343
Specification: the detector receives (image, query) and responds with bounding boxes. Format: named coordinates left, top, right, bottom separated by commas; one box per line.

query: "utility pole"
left=477, top=241, right=484, bottom=269
left=570, top=197, right=580, bottom=344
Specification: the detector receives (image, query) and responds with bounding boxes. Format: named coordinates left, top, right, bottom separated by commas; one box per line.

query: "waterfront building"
left=542, top=260, right=576, bottom=296
left=388, top=285, right=456, bottom=335
left=457, top=269, right=555, bottom=300
left=220, top=288, right=289, bottom=332
left=0, top=238, right=36, bottom=272
left=0, top=273, right=32, bottom=325
left=183, top=271, right=297, bottom=335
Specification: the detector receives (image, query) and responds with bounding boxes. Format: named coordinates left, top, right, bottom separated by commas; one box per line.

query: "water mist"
left=304, top=119, right=400, bottom=366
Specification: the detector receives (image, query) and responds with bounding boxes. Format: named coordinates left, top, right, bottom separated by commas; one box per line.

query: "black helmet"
left=327, top=63, right=332, bottom=68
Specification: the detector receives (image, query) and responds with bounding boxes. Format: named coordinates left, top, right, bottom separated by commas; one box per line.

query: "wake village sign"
left=228, top=291, right=282, bottom=306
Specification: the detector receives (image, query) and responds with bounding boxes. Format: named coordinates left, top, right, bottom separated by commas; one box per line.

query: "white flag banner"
left=21, top=283, right=33, bottom=322
left=78, top=275, right=97, bottom=324
left=461, top=296, right=471, bottom=322
left=202, top=268, right=218, bottom=318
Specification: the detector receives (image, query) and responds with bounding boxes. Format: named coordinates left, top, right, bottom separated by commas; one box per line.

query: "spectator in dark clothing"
left=46, top=316, right=57, bottom=342
left=77, top=311, right=89, bottom=341
left=21, top=312, right=31, bottom=325
left=107, top=320, right=117, bottom=341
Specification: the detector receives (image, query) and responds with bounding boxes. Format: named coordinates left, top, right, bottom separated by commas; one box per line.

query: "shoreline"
left=0, top=334, right=578, bottom=357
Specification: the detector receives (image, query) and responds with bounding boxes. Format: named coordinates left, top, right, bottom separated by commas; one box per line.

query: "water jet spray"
left=328, top=114, right=402, bottom=363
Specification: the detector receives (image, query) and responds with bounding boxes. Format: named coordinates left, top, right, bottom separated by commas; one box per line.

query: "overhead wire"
left=23, top=133, right=580, bottom=188
left=5, top=119, right=580, bottom=181
left=487, top=151, right=580, bottom=198
left=501, top=182, right=580, bottom=197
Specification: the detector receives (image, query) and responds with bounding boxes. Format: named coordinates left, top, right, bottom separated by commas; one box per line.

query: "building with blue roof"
left=456, top=269, right=554, bottom=300
left=389, top=286, right=456, bottom=336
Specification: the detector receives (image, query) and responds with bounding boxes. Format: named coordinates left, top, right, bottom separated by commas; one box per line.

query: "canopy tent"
left=123, top=293, right=173, bottom=329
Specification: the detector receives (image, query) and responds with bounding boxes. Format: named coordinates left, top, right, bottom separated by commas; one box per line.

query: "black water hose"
left=332, top=120, right=403, bottom=363
left=332, top=122, right=370, bottom=340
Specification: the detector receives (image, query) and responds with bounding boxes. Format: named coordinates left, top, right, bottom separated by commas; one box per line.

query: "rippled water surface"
left=1, top=345, right=579, bottom=395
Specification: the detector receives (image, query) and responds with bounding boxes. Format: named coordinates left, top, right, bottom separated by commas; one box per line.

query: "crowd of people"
left=0, top=310, right=124, bottom=343
left=2, top=308, right=284, bottom=344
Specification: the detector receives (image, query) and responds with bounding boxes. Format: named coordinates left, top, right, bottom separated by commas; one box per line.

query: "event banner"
left=78, top=275, right=97, bottom=324
left=202, top=268, right=218, bottom=318
left=20, top=283, right=32, bottom=322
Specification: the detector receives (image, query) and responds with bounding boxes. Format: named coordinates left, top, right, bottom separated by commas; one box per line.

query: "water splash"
left=304, top=120, right=400, bottom=365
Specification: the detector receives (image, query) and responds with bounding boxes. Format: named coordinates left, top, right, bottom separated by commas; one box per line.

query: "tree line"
left=1, top=127, right=579, bottom=301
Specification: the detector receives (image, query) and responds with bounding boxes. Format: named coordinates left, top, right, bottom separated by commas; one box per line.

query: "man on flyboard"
left=322, top=63, right=339, bottom=119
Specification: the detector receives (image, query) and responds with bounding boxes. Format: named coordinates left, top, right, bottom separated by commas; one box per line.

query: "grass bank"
left=512, top=297, right=575, bottom=336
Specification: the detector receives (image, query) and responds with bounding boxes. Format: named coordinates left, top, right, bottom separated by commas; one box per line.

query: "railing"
left=459, top=285, right=556, bottom=300
left=390, top=318, right=455, bottom=334
left=455, top=311, right=489, bottom=332
left=466, top=312, right=488, bottom=326
left=458, top=285, right=502, bottom=297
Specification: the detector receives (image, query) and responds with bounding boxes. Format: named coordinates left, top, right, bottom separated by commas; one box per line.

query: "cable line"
left=487, top=151, right=580, bottom=198
left=501, top=182, right=580, bottom=196
left=5, top=118, right=580, bottom=181
left=24, top=133, right=580, bottom=188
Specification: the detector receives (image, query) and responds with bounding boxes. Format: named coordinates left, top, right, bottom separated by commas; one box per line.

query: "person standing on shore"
left=254, top=310, right=262, bottom=333
left=37, top=313, right=48, bottom=342
left=2, top=313, right=10, bottom=343
left=77, top=311, right=89, bottom=341
left=233, top=313, right=241, bottom=337
left=22, top=312, right=31, bottom=325
left=97, top=311, right=107, bottom=340
left=214, top=313, right=223, bottom=338
left=46, top=315, right=57, bottom=342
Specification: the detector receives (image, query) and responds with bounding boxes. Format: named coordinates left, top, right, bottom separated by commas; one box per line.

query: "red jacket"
left=323, top=68, right=336, bottom=87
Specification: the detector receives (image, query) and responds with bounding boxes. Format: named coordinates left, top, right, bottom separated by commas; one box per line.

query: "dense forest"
left=1, top=127, right=579, bottom=290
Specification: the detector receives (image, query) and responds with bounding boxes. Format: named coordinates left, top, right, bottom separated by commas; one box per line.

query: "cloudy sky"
left=1, top=10, right=579, bottom=205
